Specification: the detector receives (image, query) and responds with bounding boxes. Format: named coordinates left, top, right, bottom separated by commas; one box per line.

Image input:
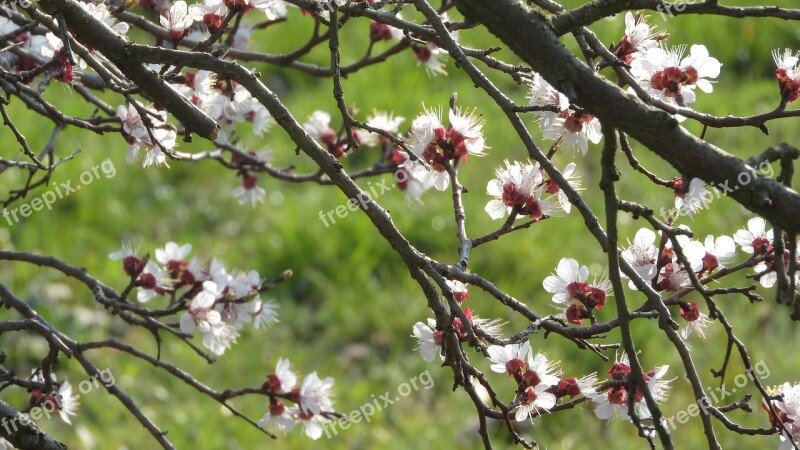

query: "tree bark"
left=452, top=0, right=800, bottom=231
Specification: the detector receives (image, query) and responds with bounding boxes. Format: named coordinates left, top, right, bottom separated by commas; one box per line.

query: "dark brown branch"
left=599, top=121, right=674, bottom=448
left=0, top=400, right=67, bottom=450
left=31, top=0, right=220, bottom=139
left=452, top=0, right=800, bottom=232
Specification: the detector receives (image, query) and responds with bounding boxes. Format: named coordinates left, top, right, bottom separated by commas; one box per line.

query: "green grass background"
left=1, top=1, right=800, bottom=448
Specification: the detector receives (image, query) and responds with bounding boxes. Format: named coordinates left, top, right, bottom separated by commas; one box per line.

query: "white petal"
left=556, top=258, right=580, bottom=281
left=179, top=313, right=195, bottom=333
left=485, top=200, right=508, bottom=220
left=594, top=402, right=615, bottom=420
left=542, top=275, right=566, bottom=295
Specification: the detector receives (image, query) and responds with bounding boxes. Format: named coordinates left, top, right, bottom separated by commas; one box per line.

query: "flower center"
left=752, top=237, right=772, bottom=254
left=566, top=304, right=587, bottom=325
left=122, top=255, right=143, bottom=276
left=502, top=182, right=529, bottom=207
left=588, top=287, right=607, bottom=309
left=609, top=387, right=627, bottom=405
left=370, top=21, right=393, bottom=41
left=775, top=68, right=800, bottom=103
left=139, top=273, right=157, bottom=289
left=567, top=281, right=607, bottom=309
left=702, top=252, right=719, bottom=272
left=413, top=46, right=432, bottom=63
left=269, top=400, right=285, bottom=416
left=433, top=330, right=443, bottom=345
left=545, top=179, right=560, bottom=195
left=563, top=114, right=584, bottom=133
left=242, top=175, right=258, bottom=190
left=557, top=378, right=581, bottom=398
left=422, top=144, right=448, bottom=172
left=505, top=358, right=526, bottom=377
left=523, top=369, right=542, bottom=387
left=680, top=302, right=701, bottom=322
left=521, top=386, right=538, bottom=405
left=204, top=14, right=223, bottom=33
left=608, top=362, right=631, bottom=380
left=266, top=374, right=282, bottom=392
left=522, top=197, right=543, bottom=221
left=650, top=66, right=697, bottom=96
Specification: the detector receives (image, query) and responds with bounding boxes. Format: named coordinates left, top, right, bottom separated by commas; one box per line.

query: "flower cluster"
left=527, top=74, right=602, bottom=155
left=402, top=105, right=486, bottom=191
left=592, top=353, right=673, bottom=423
left=611, top=12, right=666, bottom=65
left=109, top=241, right=279, bottom=355
left=0, top=1, right=127, bottom=84
left=28, top=370, right=79, bottom=425
left=617, top=12, right=721, bottom=119
left=300, top=104, right=469, bottom=204
left=619, top=217, right=800, bottom=340
left=412, top=285, right=673, bottom=427
left=487, top=342, right=562, bottom=421
left=630, top=44, right=721, bottom=114
left=412, top=281, right=503, bottom=362
left=117, top=104, right=178, bottom=168
left=412, top=309, right=503, bottom=362
left=543, top=258, right=613, bottom=325
left=363, top=6, right=458, bottom=76
left=764, top=382, right=800, bottom=450
left=159, top=0, right=288, bottom=43
left=773, top=49, right=800, bottom=104
left=621, top=225, right=733, bottom=294
left=482, top=341, right=673, bottom=426
left=735, top=218, right=800, bottom=291
left=484, top=160, right=580, bottom=221
left=257, top=358, right=336, bottom=440
left=619, top=225, right=726, bottom=338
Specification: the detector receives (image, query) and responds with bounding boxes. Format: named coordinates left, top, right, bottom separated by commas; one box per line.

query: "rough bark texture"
left=0, top=401, right=68, bottom=450
left=34, top=0, right=220, bottom=140
left=452, top=0, right=800, bottom=231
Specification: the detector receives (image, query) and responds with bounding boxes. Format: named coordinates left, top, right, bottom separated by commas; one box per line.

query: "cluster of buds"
left=773, top=49, right=800, bottom=104
left=27, top=370, right=79, bottom=425
left=592, top=354, right=673, bottom=423
left=610, top=12, right=667, bottom=65
left=303, top=110, right=352, bottom=159
left=763, top=383, right=800, bottom=449
left=412, top=281, right=504, bottom=362
left=109, top=241, right=279, bottom=355
left=543, top=258, right=613, bottom=325
left=485, top=341, right=603, bottom=422
left=401, top=104, right=485, bottom=191
left=528, top=74, right=603, bottom=155
left=258, top=358, right=337, bottom=440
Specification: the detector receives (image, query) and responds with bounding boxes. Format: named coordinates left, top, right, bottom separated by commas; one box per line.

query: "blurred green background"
left=1, top=1, right=799, bottom=448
